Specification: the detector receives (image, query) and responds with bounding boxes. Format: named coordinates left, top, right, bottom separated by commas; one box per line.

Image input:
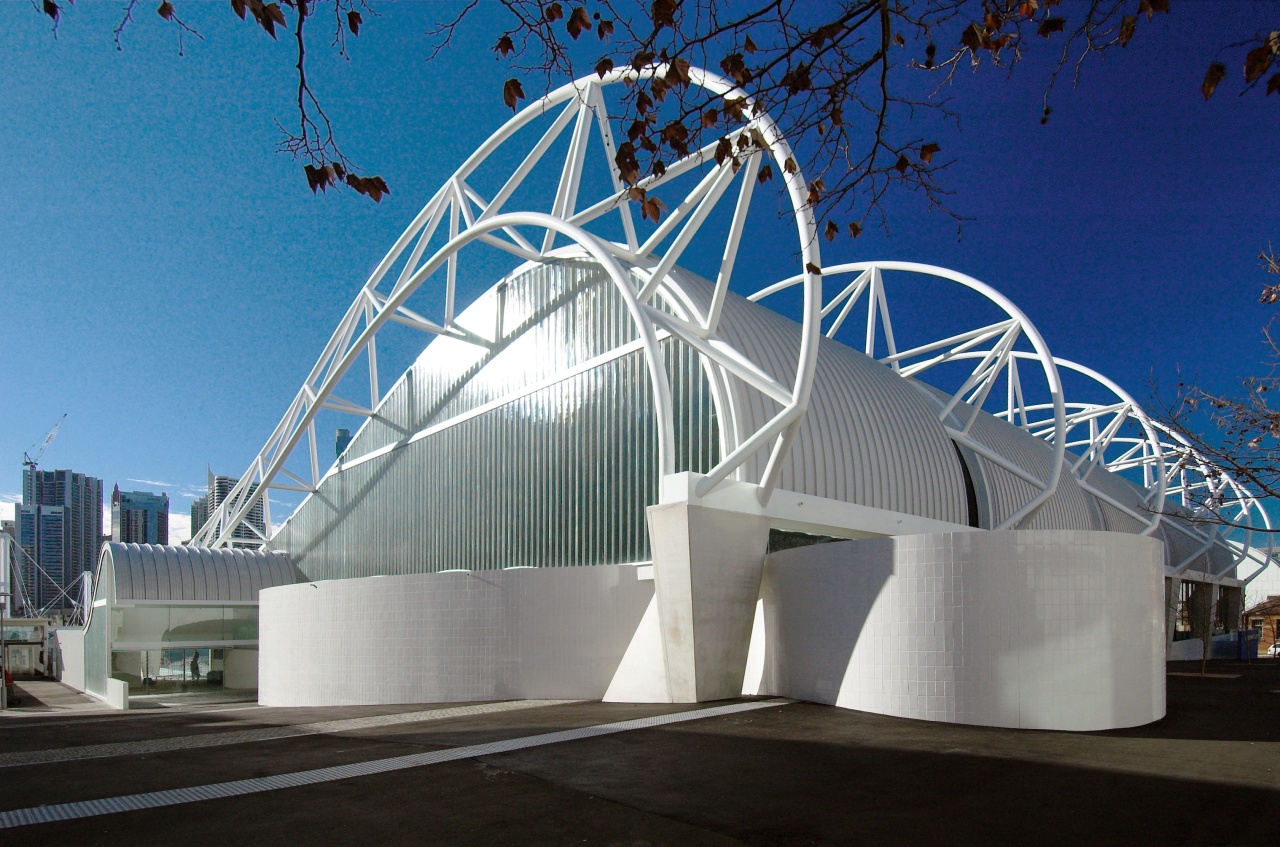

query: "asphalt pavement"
left=0, top=660, right=1276, bottom=846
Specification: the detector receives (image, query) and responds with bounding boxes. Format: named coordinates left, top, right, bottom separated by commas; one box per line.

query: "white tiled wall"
left=258, top=565, right=653, bottom=706
left=757, top=531, right=1166, bottom=730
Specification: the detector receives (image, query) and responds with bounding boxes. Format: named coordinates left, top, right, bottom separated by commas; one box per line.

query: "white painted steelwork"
left=1001, top=353, right=1270, bottom=577
left=751, top=261, right=1066, bottom=530
left=951, top=353, right=1168, bottom=537
left=1150, top=421, right=1273, bottom=578
left=194, top=65, right=821, bottom=548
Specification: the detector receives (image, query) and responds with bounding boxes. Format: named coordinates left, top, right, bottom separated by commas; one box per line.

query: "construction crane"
left=22, top=414, right=67, bottom=472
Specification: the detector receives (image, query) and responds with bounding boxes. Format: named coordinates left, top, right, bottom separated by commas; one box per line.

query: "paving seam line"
left=0, top=699, right=584, bottom=768
left=0, top=702, right=299, bottom=729
left=0, top=699, right=792, bottom=829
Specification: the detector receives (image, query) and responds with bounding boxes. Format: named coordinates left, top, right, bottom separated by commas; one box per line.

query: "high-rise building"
left=110, top=486, right=169, bottom=545
left=190, top=495, right=209, bottom=542
left=192, top=472, right=265, bottom=543
left=1, top=518, right=14, bottom=616
left=15, top=468, right=103, bottom=613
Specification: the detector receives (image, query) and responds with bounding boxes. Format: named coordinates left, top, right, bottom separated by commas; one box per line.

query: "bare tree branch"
left=26, top=0, right=1279, bottom=216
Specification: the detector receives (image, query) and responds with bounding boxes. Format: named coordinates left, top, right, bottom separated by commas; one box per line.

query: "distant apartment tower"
left=191, top=472, right=266, bottom=543
left=15, top=468, right=103, bottom=613
left=1, top=519, right=14, bottom=616
left=111, top=486, right=169, bottom=545
left=190, top=495, right=209, bottom=542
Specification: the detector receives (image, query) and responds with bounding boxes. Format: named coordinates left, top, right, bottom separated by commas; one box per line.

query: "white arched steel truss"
left=967, top=353, right=1168, bottom=537
left=1003, top=352, right=1271, bottom=578
left=749, top=261, right=1066, bottom=530
left=1150, top=420, right=1273, bottom=579
left=193, top=65, right=822, bottom=548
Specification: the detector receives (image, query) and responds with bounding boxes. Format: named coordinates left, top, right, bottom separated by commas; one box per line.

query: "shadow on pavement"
left=1095, top=660, right=1280, bottom=743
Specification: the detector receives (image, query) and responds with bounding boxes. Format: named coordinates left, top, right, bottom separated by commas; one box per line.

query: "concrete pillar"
left=1221, top=585, right=1243, bottom=630
left=646, top=502, right=770, bottom=703
left=1188, top=581, right=1217, bottom=641
left=1164, top=576, right=1180, bottom=656
left=224, top=648, right=259, bottom=690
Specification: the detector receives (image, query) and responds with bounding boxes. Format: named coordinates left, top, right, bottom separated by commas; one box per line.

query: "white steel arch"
left=962, top=353, right=1168, bottom=536
left=992, top=353, right=1272, bottom=577
left=1151, top=421, right=1273, bottom=578
left=194, top=65, right=822, bottom=547
left=750, top=260, right=1067, bottom=530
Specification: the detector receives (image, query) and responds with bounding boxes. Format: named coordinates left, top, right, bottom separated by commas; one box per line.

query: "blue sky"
left=1, top=2, right=1275, bottom=538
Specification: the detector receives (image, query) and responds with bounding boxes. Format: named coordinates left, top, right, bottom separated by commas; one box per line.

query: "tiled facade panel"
left=758, top=530, right=1166, bottom=731
left=257, top=564, right=654, bottom=706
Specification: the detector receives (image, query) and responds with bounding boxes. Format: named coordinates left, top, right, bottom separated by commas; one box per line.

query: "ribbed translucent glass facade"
left=272, top=259, right=720, bottom=581
left=267, top=257, right=1226, bottom=584
left=83, top=588, right=109, bottom=698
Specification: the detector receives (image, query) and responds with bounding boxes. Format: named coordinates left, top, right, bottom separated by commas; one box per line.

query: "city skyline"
left=110, top=485, right=169, bottom=545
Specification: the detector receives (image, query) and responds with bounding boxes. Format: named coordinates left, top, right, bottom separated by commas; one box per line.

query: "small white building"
left=57, top=543, right=292, bottom=709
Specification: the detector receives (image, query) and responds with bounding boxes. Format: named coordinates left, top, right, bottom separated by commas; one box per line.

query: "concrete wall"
left=224, top=649, right=258, bottom=690
left=53, top=627, right=85, bottom=692
left=104, top=677, right=128, bottom=710
left=1168, top=633, right=1242, bottom=662
left=258, top=564, right=654, bottom=706
left=113, top=651, right=142, bottom=679
left=1168, top=638, right=1204, bottom=661
left=754, top=530, right=1166, bottom=731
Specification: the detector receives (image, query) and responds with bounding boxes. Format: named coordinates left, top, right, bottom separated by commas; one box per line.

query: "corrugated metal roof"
left=100, top=543, right=294, bottom=602
left=673, top=270, right=971, bottom=526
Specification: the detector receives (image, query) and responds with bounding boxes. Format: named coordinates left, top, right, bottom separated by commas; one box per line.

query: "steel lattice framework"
left=191, top=66, right=1271, bottom=592
left=194, top=64, right=822, bottom=547
left=962, top=352, right=1169, bottom=537
left=752, top=261, right=1067, bottom=530
left=998, top=353, right=1272, bottom=577
left=1149, top=420, right=1273, bottom=579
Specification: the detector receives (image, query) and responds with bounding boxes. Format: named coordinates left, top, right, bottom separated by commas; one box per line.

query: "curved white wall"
left=755, top=530, right=1166, bottom=731
left=258, top=564, right=653, bottom=706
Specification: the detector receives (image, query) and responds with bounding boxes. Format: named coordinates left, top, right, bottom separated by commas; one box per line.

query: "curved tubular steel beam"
left=195, top=65, right=821, bottom=546
left=965, top=353, right=1168, bottom=537
left=750, top=260, right=1066, bottom=531
left=1147, top=420, right=1273, bottom=578
left=997, top=353, right=1270, bottom=573
left=195, top=215, right=669, bottom=548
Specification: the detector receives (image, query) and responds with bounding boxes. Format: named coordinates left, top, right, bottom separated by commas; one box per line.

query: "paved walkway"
left=0, top=662, right=1274, bottom=845
left=0, top=700, right=786, bottom=830
left=0, top=699, right=581, bottom=767
left=2, top=680, right=106, bottom=715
